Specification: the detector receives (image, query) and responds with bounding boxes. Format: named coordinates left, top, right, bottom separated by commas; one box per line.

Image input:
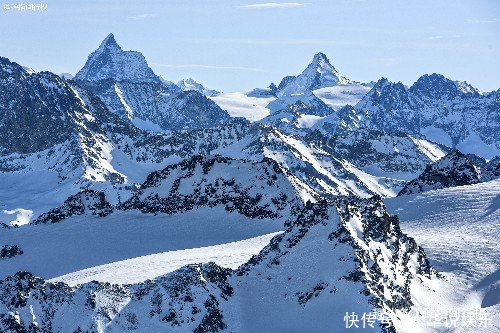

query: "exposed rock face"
left=352, top=74, right=500, bottom=158
left=0, top=197, right=435, bottom=332
left=74, top=34, right=231, bottom=132
left=0, top=245, right=23, bottom=259
left=0, top=264, right=233, bottom=333
left=120, top=154, right=316, bottom=219
left=33, top=190, right=112, bottom=224
left=0, top=57, right=81, bottom=154
left=481, top=156, right=500, bottom=181
left=75, top=33, right=159, bottom=83
left=398, top=150, right=481, bottom=195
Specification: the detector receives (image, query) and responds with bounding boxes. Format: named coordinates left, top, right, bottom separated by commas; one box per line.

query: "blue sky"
left=1, top=0, right=499, bottom=92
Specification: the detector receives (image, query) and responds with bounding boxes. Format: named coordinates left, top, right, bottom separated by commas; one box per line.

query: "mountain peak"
left=276, top=52, right=350, bottom=97
left=75, top=34, right=159, bottom=83
left=410, top=73, right=480, bottom=98
left=312, top=52, right=329, bottom=64
left=311, top=52, right=333, bottom=67
left=177, top=78, right=219, bottom=96
left=100, top=33, right=119, bottom=49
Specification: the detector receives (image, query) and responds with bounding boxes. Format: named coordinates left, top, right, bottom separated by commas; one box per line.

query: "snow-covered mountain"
left=0, top=55, right=233, bottom=225
left=398, top=150, right=480, bottom=195
left=0, top=196, right=436, bottom=332
left=276, top=52, right=350, bottom=97
left=75, top=34, right=230, bottom=132
left=2, top=34, right=500, bottom=333
left=351, top=75, right=500, bottom=158
left=481, top=156, right=500, bottom=181
left=177, top=78, right=220, bottom=97
left=211, top=52, right=371, bottom=121
left=75, top=33, right=159, bottom=83
left=120, top=155, right=316, bottom=219
left=0, top=52, right=451, bottom=229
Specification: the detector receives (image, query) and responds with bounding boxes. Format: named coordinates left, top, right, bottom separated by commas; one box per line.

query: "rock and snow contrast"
left=177, top=78, right=220, bottom=97
left=75, top=34, right=230, bottom=132
left=398, top=150, right=481, bottom=195
left=0, top=33, right=499, bottom=333
left=352, top=75, right=500, bottom=159
left=210, top=52, right=371, bottom=121
left=386, top=179, right=500, bottom=333
left=75, top=33, right=159, bottom=83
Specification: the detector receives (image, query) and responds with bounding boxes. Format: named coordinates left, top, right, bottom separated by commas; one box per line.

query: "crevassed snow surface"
left=0, top=207, right=282, bottom=281
left=50, top=232, right=281, bottom=286
left=385, top=180, right=500, bottom=333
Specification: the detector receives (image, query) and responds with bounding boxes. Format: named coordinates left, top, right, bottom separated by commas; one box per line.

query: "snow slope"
left=385, top=179, right=500, bottom=332
left=313, top=84, right=371, bottom=110
left=50, top=232, right=281, bottom=286
left=210, top=92, right=274, bottom=121
left=0, top=207, right=283, bottom=280
left=0, top=196, right=436, bottom=333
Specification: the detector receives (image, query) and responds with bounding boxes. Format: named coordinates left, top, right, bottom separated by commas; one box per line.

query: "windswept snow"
left=50, top=232, right=281, bottom=286
left=0, top=207, right=282, bottom=281
left=385, top=180, right=500, bottom=332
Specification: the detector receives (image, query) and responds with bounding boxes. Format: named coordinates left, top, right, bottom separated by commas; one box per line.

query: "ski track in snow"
left=385, top=179, right=500, bottom=333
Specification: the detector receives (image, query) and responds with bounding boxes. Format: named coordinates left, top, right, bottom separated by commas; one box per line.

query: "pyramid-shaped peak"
left=100, top=33, right=119, bottom=48
left=312, top=52, right=329, bottom=64
left=75, top=34, right=159, bottom=83
left=276, top=52, right=350, bottom=97
left=177, top=78, right=219, bottom=96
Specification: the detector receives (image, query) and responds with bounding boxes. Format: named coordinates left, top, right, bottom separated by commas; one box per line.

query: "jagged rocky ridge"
left=0, top=56, right=174, bottom=187
left=398, top=150, right=481, bottom=195
left=120, top=155, right=316, bottom=219
left=350, top=75, right=500, bottom=158
left=32, top=190, right=112, bottom=225
left=0, top=245, right=23, bottom=259
left=75, top=34, right=230, bottom=132
left=0, top=196, right=436, bottom=332
left=0, top=54, right=453, bottom=233
left=481, top=156, right=500, bottom=181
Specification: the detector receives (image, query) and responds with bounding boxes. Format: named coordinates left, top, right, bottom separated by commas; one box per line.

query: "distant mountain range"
left=0, top=33, right=498, bottom=333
